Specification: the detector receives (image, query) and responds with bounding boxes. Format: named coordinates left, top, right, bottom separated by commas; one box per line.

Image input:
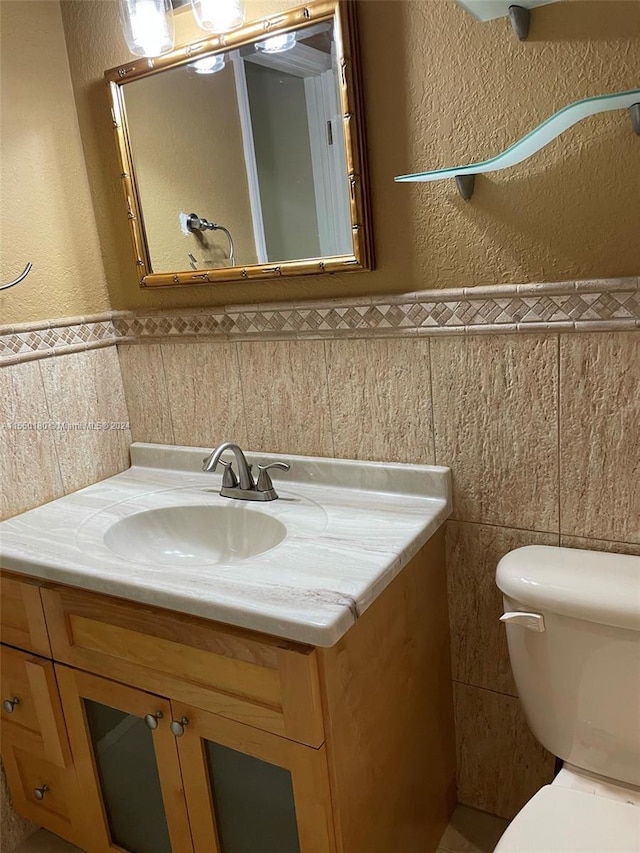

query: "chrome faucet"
left=202, top=441, right=290, bottom=501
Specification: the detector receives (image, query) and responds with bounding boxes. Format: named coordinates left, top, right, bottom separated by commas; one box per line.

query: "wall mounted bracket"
left=455, top=175, right=476, bottom=201
left=395, top=89, right=640, bottom=201
left=508, top=5, right=530, bottom=40
left=456, top=0, right=560, bottom=41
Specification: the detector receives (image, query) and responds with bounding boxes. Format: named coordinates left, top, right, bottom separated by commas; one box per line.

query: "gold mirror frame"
left=105, top=0, right=373, bottom=289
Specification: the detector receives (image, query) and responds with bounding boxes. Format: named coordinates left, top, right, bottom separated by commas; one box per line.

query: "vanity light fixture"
left=119, top=0, right=175, bottom=57
left=255, top=32, right=297, bottom=54
left=189, top=54, right=225, bottom=73
left=189, top=0, right=244, bottom=33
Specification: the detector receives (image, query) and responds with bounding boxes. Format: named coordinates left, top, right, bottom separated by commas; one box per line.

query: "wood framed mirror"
left=105, top=0, right=372, bottom=289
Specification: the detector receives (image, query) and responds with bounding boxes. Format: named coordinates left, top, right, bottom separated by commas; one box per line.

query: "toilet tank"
left=496, top=546, right=640, bottom=787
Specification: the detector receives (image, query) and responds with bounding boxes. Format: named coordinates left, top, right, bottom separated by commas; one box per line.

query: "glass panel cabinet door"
left=172, top=703, right=336, bottom=853
left=55, top=665, right=193, bottom=853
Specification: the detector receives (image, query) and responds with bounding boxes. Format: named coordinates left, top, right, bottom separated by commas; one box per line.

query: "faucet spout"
left=202, top=442, right=254, bottom=490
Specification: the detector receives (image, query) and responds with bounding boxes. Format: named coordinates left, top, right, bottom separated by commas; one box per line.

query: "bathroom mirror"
left=105, top=0, right=372, bottom=288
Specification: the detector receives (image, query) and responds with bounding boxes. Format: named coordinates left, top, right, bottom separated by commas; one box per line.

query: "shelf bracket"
left=508, top=5, right=530, bottom=40
left=631, top=103, right=640, bottom=135
left=455, top=175, right=476, bottom=201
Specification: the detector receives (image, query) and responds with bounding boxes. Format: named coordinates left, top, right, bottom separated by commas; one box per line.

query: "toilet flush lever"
left=500, top=612, right=546, bottom=632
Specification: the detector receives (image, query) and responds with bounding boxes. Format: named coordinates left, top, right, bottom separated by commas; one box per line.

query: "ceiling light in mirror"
left=119, top=0, right=175, bottom=57
left=189, top=0, right=244, bottom=33
left=255, top=32, right=296, bottom=53
left=189, top=54, right=225, bottom=74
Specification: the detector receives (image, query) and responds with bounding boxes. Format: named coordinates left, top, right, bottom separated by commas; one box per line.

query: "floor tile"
left=439, top=804, right=509, bottom=853
left=14, top=829, right=84, bottom=853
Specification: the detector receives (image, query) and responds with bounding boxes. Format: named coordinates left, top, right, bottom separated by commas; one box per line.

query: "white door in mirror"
left=500, top=612, right=546, bottom=632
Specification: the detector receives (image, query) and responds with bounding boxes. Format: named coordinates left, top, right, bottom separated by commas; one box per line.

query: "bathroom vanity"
left=0, top=445, right=456, bottom=853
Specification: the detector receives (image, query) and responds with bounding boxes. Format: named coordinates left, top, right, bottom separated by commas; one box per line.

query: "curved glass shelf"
left=395, top=89, right=640, bottom=188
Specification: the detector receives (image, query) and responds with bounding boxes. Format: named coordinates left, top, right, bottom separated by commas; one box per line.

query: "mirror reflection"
left=123, top=20, right=353, bottom=274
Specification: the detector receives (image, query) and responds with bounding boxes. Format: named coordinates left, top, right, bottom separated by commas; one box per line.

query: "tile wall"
left=0, top=346, right=131, bottom=522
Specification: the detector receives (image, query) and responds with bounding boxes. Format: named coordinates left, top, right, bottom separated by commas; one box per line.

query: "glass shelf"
left=395, top=89, right=640, bottom=187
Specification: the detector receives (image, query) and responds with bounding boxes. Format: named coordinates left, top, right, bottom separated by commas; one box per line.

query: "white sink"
left=103, top=505, right=287, bottom=567
left=0, top=442, right=451, bottom=645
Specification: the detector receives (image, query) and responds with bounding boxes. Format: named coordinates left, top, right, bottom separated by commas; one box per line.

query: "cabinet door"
left=0, top=646, right=86, bottom=848
left=55, top=665, right=193, bottom=853
left=172, top=702, right=336, bottom=853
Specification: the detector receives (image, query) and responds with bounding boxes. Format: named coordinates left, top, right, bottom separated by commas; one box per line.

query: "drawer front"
left=2, top=744, right=87, bottom=849
left=0, top=644, right=72, bottom=767
left=41, top=586, right=324, bottom=747
left=0, top=574, right=51, bottom=656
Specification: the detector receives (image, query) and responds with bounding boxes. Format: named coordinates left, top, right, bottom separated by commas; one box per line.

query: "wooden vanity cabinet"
left=0, top=528, right=456, bottom=853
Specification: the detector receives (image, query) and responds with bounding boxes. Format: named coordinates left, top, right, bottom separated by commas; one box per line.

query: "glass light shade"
left=190, top=0, right=244, bottom=33
left=119, top=0, right=175, bottom=58
left=255, top=33, right=296, bottom=54
left=189, top=54, right=225, bottom=74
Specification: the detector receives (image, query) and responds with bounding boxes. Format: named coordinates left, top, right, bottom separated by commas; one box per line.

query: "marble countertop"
left=0, top=443, right=451, bottom=646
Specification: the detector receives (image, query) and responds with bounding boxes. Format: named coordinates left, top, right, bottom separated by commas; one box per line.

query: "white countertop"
left=0, top=443, right=451, bottom=646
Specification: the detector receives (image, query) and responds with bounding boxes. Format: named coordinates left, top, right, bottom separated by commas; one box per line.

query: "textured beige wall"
left=124, top=61, right=257, bottom=271
left=0, top=0, right=109, bottom=325
left=117, top=328, right=640, bottom=818
left=60, top=0, right=639, bottom=312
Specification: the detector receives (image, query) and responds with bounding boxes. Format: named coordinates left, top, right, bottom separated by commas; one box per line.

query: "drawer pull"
left=143, top=710, right=163, bottom=730
left=2, top=696, right=20, bottom=713
left=33, top=785, right=49, bottom=801
left=170, top=716, right=189, bottom=737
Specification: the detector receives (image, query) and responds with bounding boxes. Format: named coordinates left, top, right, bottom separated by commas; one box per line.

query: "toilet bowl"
left=494, top=545, right=640, bottom=853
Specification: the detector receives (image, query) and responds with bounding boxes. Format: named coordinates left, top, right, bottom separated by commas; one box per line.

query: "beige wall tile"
left=0, top=361, right=63, bottom=520
left=454, top=683, right=555, bottom=820
left=560, top=535, right=640, bottom=557
left=431, top=335, right=559, bottom=531
left=560, top=332, right=639, bottom=543
left=118, top=344, right=174, bottom=444
left=446, top=522, right=558, bottom=696
left=326, top=338, right=434, bottom=463
left=438, top=804, right=508, bottom=853
left=161, top=342, right=247, bottom=449
left=40, top=348, right=131, bottom=494
left=237, top=341, right=333, bottom=457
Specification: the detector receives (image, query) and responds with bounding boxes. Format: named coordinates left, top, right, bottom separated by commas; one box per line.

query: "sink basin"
left=103, top=505, right=287, bottom=566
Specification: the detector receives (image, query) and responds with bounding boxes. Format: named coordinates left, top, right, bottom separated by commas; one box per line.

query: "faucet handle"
left=256, top=462, right=290, bottom=493
left=217, top=459, right=238, bottom=489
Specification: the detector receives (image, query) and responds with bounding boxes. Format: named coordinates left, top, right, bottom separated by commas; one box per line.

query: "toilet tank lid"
left=496, top=546, right=640, bottom=632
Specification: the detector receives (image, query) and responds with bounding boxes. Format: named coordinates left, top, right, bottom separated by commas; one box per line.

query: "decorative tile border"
left=1, top=278, right=638, bottom=366
left=0, top=316, right=117, bottom=366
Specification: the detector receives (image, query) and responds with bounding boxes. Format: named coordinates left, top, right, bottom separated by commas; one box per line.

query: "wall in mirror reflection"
left=124, top=21, right=352, bottom=273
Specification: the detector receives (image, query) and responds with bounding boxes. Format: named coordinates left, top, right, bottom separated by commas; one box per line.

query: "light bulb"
left=190, top=0, right=244, bottom=33
left=255, top=33, right=296, bottom=54
left=119, top=0, right=174, bottom=58
left=189, top=54, right=225, bottom=74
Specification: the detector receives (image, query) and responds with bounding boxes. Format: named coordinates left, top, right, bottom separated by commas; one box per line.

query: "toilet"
left=494, top=545, right=640, bottom=852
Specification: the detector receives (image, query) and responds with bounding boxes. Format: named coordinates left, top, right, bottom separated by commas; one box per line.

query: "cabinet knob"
left=33, top=785, right=49, bottom=801
left=2, top=697, right=20, bottom=714
left=143, top=711, right=163, bottom=730
left=170, top=716, right=189, bottom=737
